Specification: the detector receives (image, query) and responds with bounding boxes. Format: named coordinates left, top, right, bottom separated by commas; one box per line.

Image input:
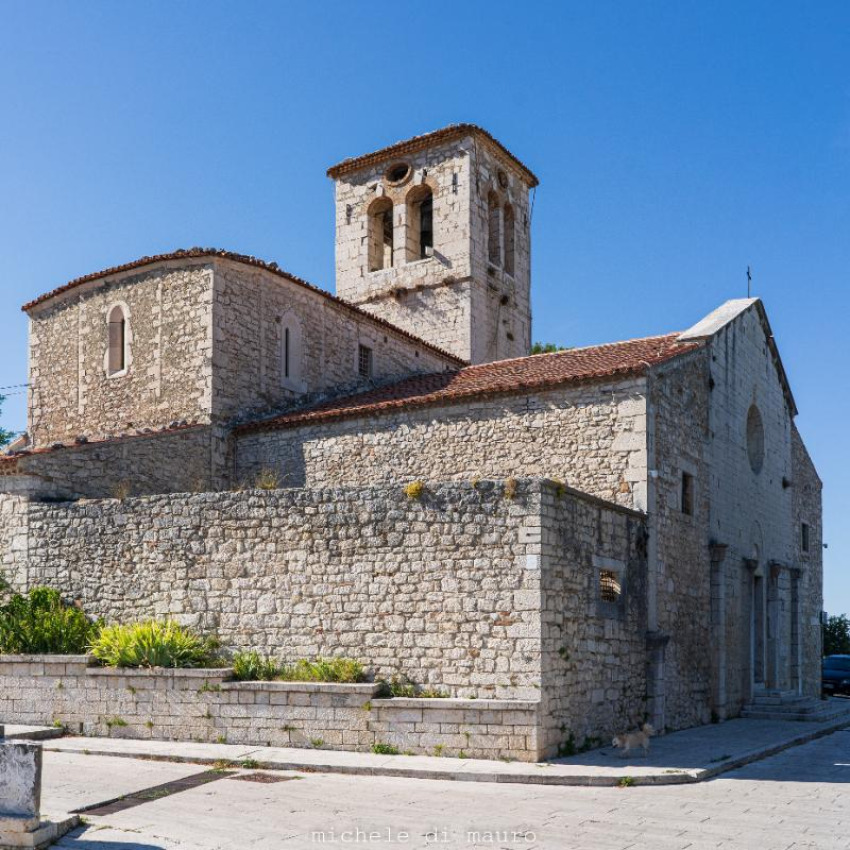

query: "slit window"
left=801, top=522, right=810, bottom=553
left=280, top=314, right=303, bottom=391
left=681, top=471, right=694, bottom=516
left=487, top=190, right=501, bottom=267
left=599, top=569, right=622, bottom=603
left=358, top=344, right=373, bottom=379
left=503, top=203, right=515, bottom=276
left=107, top=305, right=127, bottom=375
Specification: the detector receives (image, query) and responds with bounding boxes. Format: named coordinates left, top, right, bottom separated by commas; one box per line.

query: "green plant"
left=90, top=620, right=219, bottom=669
left=504, top=477, right=518, bottom=500
left=254, top=468, right=280, bottom=490
left=380, top=676, right=448, bottom=698
left=146, top=720, right=155, bottom=729
left=240, top=759, right=260, bottom=769
left=105, top=716, right=128, bottom=728
left=371, top=743, right=399, bottom=755
left=531, top=342, right=570, bottom=354
left=824, top=614, right=850, bottom=656
left=557, top=732, right=576, bottom=758
left=0, top=395, right=14, bottom=448
left=231, top=651, right=280, bottom=682
left=404, top=480, right=425, bottom=500
left=216, top=734, right=227, bottom=743
left=310, top=738, right=325, bottom=748
left=0, top=587, right=101, bottom=654
left=111, top=480, right=132, bottom=501
left=617, top=776, right=635, bottom=788
left=52, top=718, right=64, bottom=729
left=277, top=657, right=364, bottom=683
left=458, top=750, right=468, bottom=759
left=197, top=681, right=221, bottom=694
left=432, top=744, right=444, bottom=757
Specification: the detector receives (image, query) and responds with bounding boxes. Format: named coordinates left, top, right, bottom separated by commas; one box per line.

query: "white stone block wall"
left=211, top=260, right=457, bottom=425
left=538, top=483, right=649, bottom=758
left=332, top=132, right=533, bottom=363
left=0, top=658, right=541, bottom=761
left=27, top=262, right=215, bottom=448
left=234, top=379, right=649, bottom=511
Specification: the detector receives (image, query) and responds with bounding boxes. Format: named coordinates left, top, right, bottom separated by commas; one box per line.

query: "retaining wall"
left=0, top=656, right=540, bottom=761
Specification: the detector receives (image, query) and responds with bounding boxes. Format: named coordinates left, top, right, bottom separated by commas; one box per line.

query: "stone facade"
left=0, top=126, right=823, bottom=758
left=0, top=480, right=646, bottom=755
left=234, top=378, right=649, bottom=510
left=24, top=255, right=458, bottom=452
left=0, top=657, right=540, bottom=761
left=332, top=129, right=534, bottom=364
left=27, top=262, right=214, bottom=448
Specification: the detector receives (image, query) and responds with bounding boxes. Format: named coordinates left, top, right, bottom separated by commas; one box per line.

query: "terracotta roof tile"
left=236, top=333, right=699, bottom=435
left=326, top=124, right=539, bottom=187
left=20, top=248, right=465, bottom=367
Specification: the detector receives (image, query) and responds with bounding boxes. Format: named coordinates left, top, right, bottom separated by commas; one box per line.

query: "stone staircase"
left=741, top=691, right=850, bottom=722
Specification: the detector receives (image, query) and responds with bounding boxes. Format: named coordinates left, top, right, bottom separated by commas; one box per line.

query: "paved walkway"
left=23, top=706, right=850, bottom=787
left=38, top=730, right=850, bottom=849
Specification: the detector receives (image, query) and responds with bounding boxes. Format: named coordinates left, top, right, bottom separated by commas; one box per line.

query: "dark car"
left=822, top=655, right=850, bottom=696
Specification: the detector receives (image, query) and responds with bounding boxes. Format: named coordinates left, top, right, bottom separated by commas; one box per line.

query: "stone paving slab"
left=24, top=708, right=850, bottom=787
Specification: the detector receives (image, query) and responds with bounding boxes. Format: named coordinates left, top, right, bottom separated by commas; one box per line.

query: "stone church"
left=0, top=124, right=824, bottom=758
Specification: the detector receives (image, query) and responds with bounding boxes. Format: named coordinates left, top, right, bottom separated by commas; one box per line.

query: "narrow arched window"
left=503, top=203, right=515, bottom=277
left=107, top=305, right=126, bottom=375
left=368, top=197, right=394, bottom=271
left=487, top=191, right=501, bottom=267
left=406, top=185, right=434, bottom=261
left=281, top=313, right=303, bottom=391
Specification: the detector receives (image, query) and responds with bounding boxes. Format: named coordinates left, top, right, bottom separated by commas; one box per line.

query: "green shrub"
left=378, top=676, right=448, bottom=699
left=0, top=587, right=101, bottom=654
left=90, top=620, right=219, bottom=669
left=371, top=742, right=399, bottom=755
left=277, top=657, right=364, bottom=683
left=232, top=651, right=280, bottom=682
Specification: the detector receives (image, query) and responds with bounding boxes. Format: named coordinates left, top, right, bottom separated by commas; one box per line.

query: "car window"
left=824, top=658, right=850, bottom=671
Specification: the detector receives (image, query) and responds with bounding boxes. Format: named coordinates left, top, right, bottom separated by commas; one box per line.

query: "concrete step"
left=3, top=724, right=66, bottom=741
left=741, top=699, right=850, bottom=723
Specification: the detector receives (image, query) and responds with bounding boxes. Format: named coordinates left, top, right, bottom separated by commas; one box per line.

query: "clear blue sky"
left=1, top=3, right=847, bottom=609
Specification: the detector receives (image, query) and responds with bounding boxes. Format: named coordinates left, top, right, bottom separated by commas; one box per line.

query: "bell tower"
left=328, top=124, right=538, bottom=364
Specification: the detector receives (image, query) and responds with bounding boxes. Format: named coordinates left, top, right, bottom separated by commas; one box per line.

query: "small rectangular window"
left=681, top=472, right=694, bottom=516
left=599, top=569, right=622, bottom=604
left=358, top=344, right=373, bottom=379
left=801, top=522, right=810, bottom=553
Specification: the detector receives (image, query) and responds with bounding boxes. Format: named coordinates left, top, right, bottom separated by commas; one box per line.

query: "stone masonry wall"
left=4, top=427, right=214, bottom=500
left=792, top=424, right=823, bottom=697
left=0, top=658, right=539, bottom=761
left=235, top=378, right=649, bottom=512
left=332, top=132, right=533, bottom=363
left=28, top=262, right=214, bottom=448
left=9, top=482, right=546, bottom=699
left=704, top=308, right=800, bottom=714
left=211, top=260, right=455, bottom=425
left=649, top=349, right=713, bottom=731
left=0, top=495, right=28, bottom=591
left=538, top=483, right=648, bottom=758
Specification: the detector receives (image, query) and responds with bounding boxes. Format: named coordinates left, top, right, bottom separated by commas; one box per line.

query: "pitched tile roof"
left=20, top=248, right=464, bottom=366
left=236, top=333, right=699, bottom=435
left=326, top=124, right=540, bottom=187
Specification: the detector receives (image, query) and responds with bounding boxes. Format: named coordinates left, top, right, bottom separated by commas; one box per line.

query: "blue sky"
left=1, top=3, right=847, bottom=608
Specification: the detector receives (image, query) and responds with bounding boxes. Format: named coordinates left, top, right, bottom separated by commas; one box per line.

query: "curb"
left=37, top=715, right=850, bottom=788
